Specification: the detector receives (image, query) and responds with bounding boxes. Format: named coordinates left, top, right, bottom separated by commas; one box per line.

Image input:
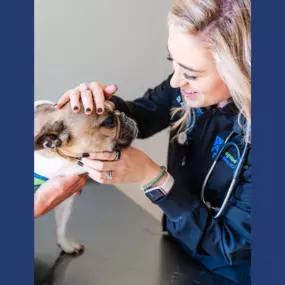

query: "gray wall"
left=35, top=0, right=173, bottom=218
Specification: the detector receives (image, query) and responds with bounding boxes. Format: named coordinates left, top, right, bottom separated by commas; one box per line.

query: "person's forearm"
left=34, top=190, right=57, bottom=218
left=140, top=161, right=168, bottom=188
left=34, top=174, right=88, bottom=218
left=152, top=180, right=251, bottom=263
left=34, top=183, right=69, bottom=218
left=34, top=196, right=47, bottom=218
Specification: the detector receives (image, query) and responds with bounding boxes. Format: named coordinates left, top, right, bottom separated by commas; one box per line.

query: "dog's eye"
left=101, top=115, right=115, bottom=128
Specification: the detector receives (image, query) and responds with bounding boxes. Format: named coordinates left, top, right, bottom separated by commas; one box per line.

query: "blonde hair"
left=169, top=0, right=251, bottom=143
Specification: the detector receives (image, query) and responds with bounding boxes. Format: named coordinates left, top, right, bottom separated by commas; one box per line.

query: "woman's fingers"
left=81, top=151, right=118, bottom=161
left=57, top=82, right=118, bottom=113
left=77, top=83, right=89, bottom=92
left=57, top=90, right=72, bottom=109
left=81, top=90, right=94, bottom=114
left=80, top=158, right=118, bottom=171
left=89, top=82, right=105, bottom=114
left=103, top=84, right=118, bottom=98
left=69, top=89, right=81, bottom=112
left=82, top=164, right=115, bottom=184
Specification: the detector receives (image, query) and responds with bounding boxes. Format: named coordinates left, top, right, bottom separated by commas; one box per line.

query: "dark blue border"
left=0, top=1, right=34, bottom=284
left=252, top=1, right=285, bottom=285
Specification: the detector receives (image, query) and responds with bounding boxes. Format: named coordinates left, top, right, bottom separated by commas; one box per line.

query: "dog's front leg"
left=55, top=195, right=84, bottom=254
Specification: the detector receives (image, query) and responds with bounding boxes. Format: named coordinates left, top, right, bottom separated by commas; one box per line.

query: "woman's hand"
left=34, top=174, right=88, bottom=218
left=78, top=146, right=167, bottom=187
left=56, top=82, right=118, bottom=115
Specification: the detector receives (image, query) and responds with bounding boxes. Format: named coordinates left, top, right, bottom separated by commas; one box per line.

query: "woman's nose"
left=170, top=68, right=188, bottom=89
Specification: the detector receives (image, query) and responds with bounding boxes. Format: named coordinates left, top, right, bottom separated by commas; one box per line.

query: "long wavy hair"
left=169, top=0, right=251, bottom=143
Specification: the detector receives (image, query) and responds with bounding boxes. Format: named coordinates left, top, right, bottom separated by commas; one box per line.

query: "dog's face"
left=34, top=101, right=138, bottom=157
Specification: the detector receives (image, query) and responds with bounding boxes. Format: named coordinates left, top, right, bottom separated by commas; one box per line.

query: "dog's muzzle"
left=115, top=112, right=138, bottom=150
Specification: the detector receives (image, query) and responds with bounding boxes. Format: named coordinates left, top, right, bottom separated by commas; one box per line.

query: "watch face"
left=145, top=188, right=165, bottom=202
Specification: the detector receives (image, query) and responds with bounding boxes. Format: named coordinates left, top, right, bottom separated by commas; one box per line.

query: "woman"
left=44, top=0, right=251, bottom=283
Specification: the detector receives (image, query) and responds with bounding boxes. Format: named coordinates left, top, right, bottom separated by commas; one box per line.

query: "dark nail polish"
left=82, top=153, right=90, bottom=158
left=86, top=108, right=91, bottom=113
left=77, top=157, right=82, bottom=161
left=73, top=106, right=79, bottom=111
left=114, top=84, right=118, bottom=89
left=97, top=108, right=103, bottom=113
left=78, top=161, right=83, bottom=166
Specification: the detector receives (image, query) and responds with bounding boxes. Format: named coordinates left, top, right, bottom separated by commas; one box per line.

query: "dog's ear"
left=34, top=121, right=70, bottom=151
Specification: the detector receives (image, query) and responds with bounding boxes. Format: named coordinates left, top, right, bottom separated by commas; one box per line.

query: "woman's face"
left=168, top=25, right=231, bottom=108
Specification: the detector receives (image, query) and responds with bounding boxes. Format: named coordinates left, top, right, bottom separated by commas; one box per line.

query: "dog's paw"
left=57, top=238, right=84, bottom=255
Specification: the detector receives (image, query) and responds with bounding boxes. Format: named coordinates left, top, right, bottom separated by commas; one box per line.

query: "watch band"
left=144, top=172, right=174, bottom=195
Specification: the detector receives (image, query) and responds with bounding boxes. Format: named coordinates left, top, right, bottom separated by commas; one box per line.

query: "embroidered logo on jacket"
left=211, top=136, right=237, bottom=169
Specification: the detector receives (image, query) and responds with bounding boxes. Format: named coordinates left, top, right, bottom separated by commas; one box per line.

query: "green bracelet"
left=142, top=166, right=166, bottom=191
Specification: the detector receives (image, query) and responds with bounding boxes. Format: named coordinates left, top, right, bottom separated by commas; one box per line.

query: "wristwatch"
left=144, top=172, right=174, bottom=203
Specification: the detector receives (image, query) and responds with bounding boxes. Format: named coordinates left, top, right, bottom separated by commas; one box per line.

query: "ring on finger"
left=107, top=171, right=113, bottom=180
left=77, top=83, right=89, bottom=92
left=113, top=151, right=121, bottom=161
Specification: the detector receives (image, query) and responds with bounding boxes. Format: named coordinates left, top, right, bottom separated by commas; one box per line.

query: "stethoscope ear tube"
left=233, top=141, right=250, bottom=180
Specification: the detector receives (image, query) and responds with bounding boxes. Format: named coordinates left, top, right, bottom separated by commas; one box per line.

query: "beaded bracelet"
left=141, top=166, right=166, bottom=191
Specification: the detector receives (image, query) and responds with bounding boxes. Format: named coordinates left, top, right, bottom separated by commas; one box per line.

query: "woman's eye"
left=183, top=73, right=197, bottom=80
left=101, top=115, right=115, bottom=128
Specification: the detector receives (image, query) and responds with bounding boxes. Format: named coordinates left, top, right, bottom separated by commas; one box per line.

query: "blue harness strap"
left=34, top=173, right=48, bottom=192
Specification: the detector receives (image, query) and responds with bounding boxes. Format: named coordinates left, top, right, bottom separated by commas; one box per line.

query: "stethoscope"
left=177, top=108, right=250, bottom=219
left=200, top=130, right=250, bottom=219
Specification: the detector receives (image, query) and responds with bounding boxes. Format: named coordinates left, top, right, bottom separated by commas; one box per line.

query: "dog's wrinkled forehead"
left=34, top=100, right=116, bottom=133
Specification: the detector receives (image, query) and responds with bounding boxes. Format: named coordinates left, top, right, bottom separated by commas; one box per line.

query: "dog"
left=34, top=99, right=138, bottom=254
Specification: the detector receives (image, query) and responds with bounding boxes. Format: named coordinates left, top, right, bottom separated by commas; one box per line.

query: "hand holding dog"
left=78, top=147, right=166, bottom=187
left=34, top=174, right=88, bottom=218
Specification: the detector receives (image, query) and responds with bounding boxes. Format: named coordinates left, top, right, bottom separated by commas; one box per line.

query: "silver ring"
left=107, top=171, right=113, bottom=180
left=114, top=151, right=121, bottom=161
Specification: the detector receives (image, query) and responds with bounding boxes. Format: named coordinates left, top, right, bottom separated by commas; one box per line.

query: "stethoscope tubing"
left=201, top=131, right=250, bottom=219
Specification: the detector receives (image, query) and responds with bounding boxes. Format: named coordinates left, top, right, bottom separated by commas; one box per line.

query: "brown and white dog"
left=34, top=100, right=138, bottom=254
